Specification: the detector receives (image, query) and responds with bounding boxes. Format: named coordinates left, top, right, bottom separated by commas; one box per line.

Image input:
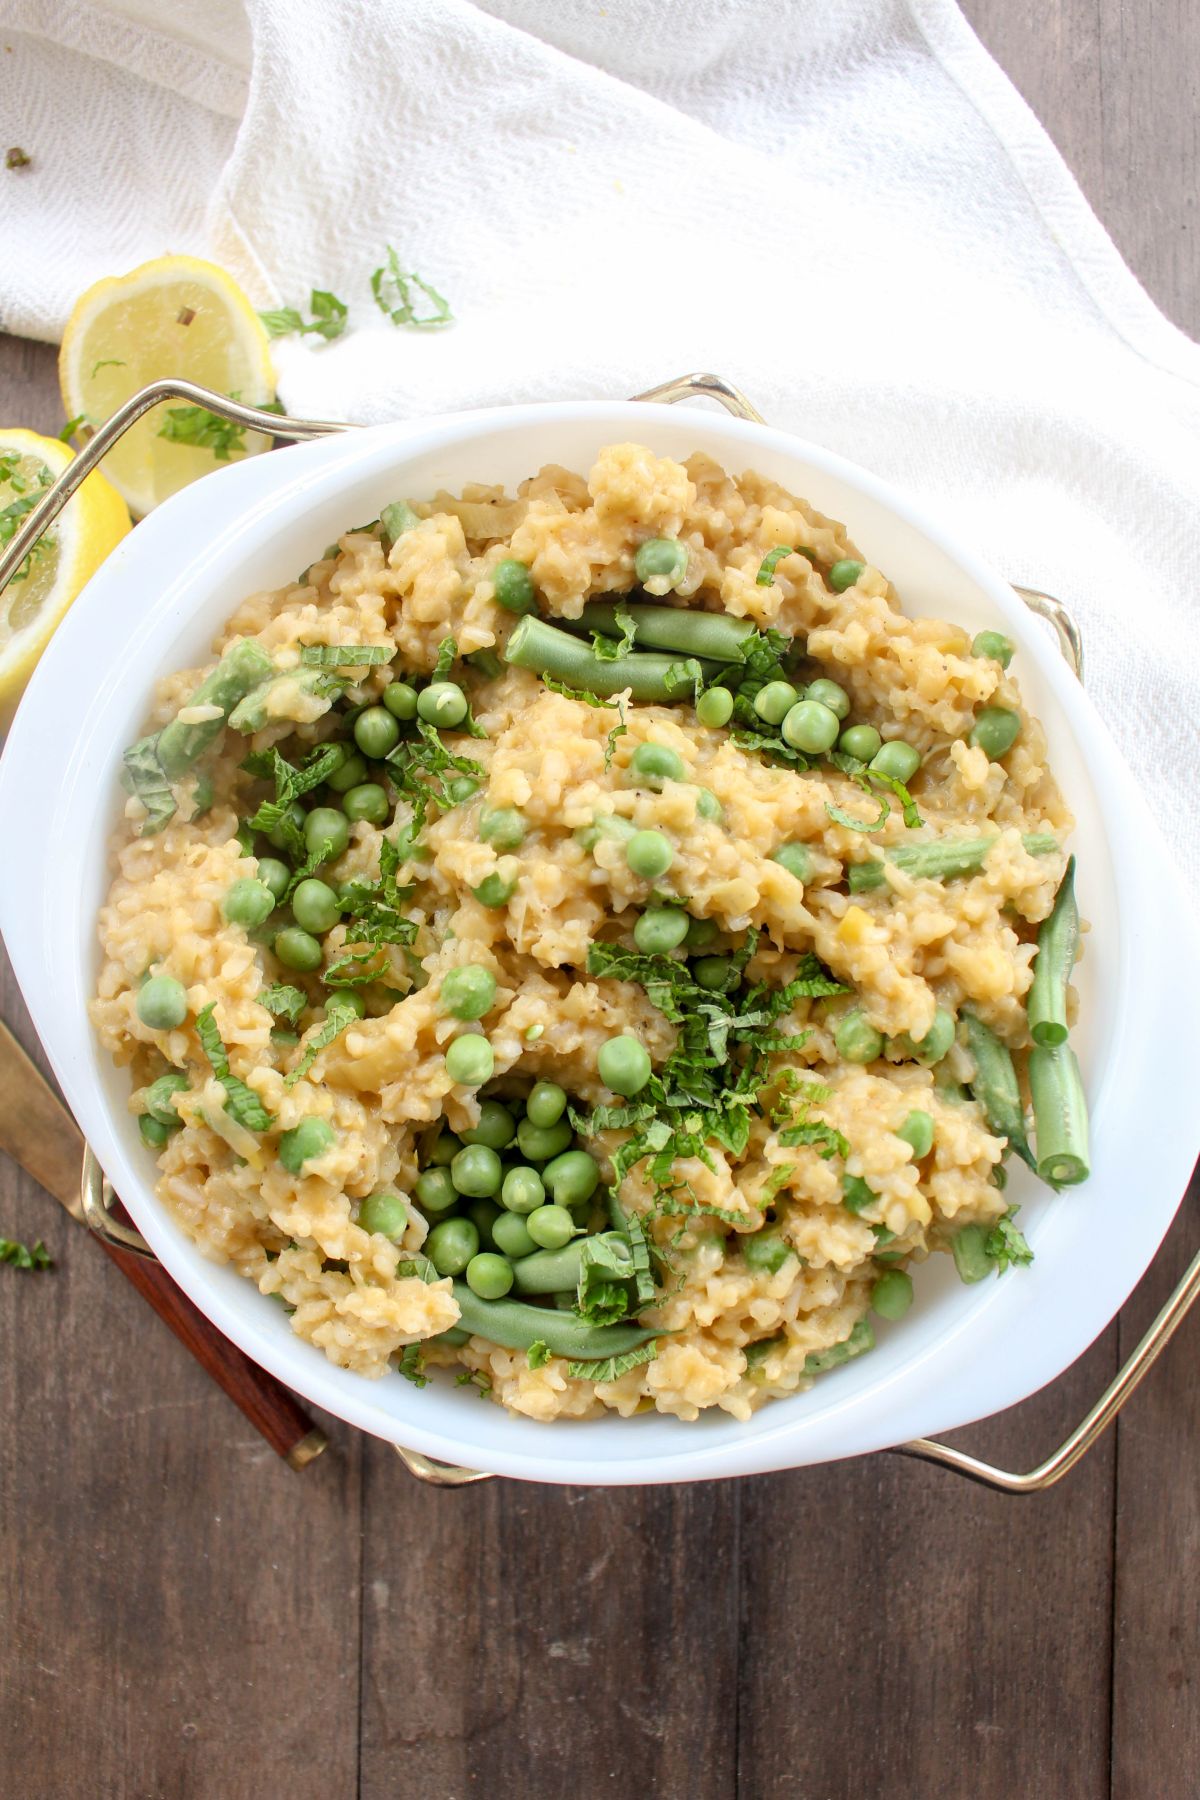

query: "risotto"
left=92, top=442, right=1089, bottom=1423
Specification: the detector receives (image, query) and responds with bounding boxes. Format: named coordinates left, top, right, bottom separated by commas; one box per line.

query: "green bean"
left=509, top=1241, right=586, bottom=1294
left=848, top=832, right=1058, bottom=892
left=1029, top=1042, right=1090, bottom=1185
left=960, top=1010, right=1035, bottom=1171
left=574, top=600, right=760, bottom=664
left=1027, top=856, right=1078, bottom=1048
left=505, top=614, right=718, bottom=702
left=154, top=640, right=274, bottom=777
left=449, top=1284, right=660, bottom=1358
left=803, top=1316, right=874, bottom=1374
left=228, top=667, right=333, bottom=735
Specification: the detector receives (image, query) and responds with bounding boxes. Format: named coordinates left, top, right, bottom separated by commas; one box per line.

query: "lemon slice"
left=0, top=429, right=131, bottom=722
left=59, top=255, right=277, bottom=518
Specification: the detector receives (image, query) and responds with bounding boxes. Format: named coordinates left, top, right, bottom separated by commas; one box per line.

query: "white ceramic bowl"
left=4, top=400, right=1199, bottom=1486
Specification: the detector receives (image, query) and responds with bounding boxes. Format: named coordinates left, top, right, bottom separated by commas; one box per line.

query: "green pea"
left=342, top=783, right=390, bottom=825
left=304, top=806, right=350, bottom=861
left=770, top=842, right=813, bottom=884
left=781, top=699, right=840, bottom=754
left=871, top=1268, right=914, bottom=1319
left=144, top=1072, right=188, bottom=1126
left=625, top=829, right=673, bottom=880
left=358, top=1190, right=409, bottom=1239
left=492, top=558, right=537, bottom=615
left=517, top=1116, right=573, bottom=1162
left=414, top=1168, right=459, bottom=1213
left=541, top=1149, right=600, bottom=1207
left=634, top=537, right=688, bottom=588
left=597, top=1034, right=652, bottom=1096
left=491, top=1211, right=537, bottom=1258
left=426, top=1217, right=480, bottom=1276
left=694, top=788, right=723, bottom=822
left=969, top=707, right=1021, bottom=760
left=743, top=1230, right=794, bottom=1274
left=526, top=1081, right=568, bottom=1129
left=465, top=1251, right=514, bottom=1298
left=804, top=678, right=850, bottom=720
left=526, top=1204, right=575, bottom=1250
left=138, top=1113, right=171, bottom=1149
left=753, top=680, right=800, bottom=725
left=428, top=1130, right=462, bottom=1167
left=440, top=965, right=497, bottom=1021
left=278, top=1116, right=336, bottom=1174
left=696, top=687, right=734, bottom=728
left=353, top=706, right=401, bottom=760
left=835, top=1009, right=884, bottom=1064
left=896, top=1110, right=935, bottom=1159
left=501, top=1166, right=546, bottom=1214
left=274, top=927, right=323, bottom=973
left=136, top=975, right=188, bottom=1030
left=222, top=878, right=276, bottom=929
left=971, top=630, right=1014, bottom=669
left=684, top=915, right=719, bottom=952
left=256, top=857, right=291, bottom=901
left=327, top=988, right=366, bottom=1018
left=472, top=870, right=517, bottom=908
left=829, top=558, right=864, bottom=592
left=897, top=1008, right=955, bottom=1065
left=446, top=776, right=480, bottom=806
left=692, top=955, right=734, bottom=992
left=326, top=750, right=369, bottom=793
left=459, top=1100, right=516, bottom=1151
left=466, top=1197, right=502, bottom=1247
left=869, top=740, right=921, bottom=783
left=382, top=681, right=419, bottom=720
left=445, top=1034, right=494, bottom=1087
left=837, top=723, right=882, bottom=762
left=451, top=1144, right=503, bottom=1197
left=634, top=906, right=689, bottom=954
left=291, top=878, right=341, bottom=935
left=417, top=681, right=468, bottom=728
left=630, top=741, right=686, bottom=787
left=478, top=806, right=526, bottom=850
left=267, top=800, right=305, bottom=850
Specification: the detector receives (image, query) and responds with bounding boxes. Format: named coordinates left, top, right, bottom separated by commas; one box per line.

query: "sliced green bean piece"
left=1027, top=855, right=1078, bottom=1048
left=1029, top=1042, right=1090, bottom=1186
left=505, top=615, right=718, bottom=702
left=848, top=832, right=1058, bottom=892
left=574, top=601, right=760, bottom=664
left=960, top=1010, right=1035, bottom=1171
left=449, top=1284, right=661, bottom=1358
left=154, top=640, right=274, bottom=777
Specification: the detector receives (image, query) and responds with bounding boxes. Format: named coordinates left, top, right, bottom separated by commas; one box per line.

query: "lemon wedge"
left=59, top=255, right=277, bottom=518
left=0, top=428, right=131, bottom=723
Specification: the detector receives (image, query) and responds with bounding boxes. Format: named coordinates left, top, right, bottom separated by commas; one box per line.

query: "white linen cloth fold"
left=2, top=0, right=1198, bottom=870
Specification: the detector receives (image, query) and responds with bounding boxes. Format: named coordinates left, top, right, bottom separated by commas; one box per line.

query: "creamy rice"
left=92, top=443, right=1075, bottom=1422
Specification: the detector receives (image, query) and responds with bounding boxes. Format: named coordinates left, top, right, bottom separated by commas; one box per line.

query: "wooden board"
left=0, top=7, right=1197, bottom=1792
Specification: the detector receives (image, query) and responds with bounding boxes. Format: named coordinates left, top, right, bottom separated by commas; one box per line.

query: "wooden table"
left=1, top=7, right=1196, bottom=1795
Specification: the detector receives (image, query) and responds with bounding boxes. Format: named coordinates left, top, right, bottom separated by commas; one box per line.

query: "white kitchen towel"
left=2, top=0, right=1199, bottom=870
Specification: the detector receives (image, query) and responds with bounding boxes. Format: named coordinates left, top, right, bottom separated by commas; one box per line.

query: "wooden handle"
left=97, top=1236, right=328, bottom=1468
left=0, top=1020, right=327, bottom=1469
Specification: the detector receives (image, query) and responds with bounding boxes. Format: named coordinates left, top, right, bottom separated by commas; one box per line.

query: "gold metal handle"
left=59, top=373, right=1194, bottom=1493
left=80, top=1146, right=155, bottom=1258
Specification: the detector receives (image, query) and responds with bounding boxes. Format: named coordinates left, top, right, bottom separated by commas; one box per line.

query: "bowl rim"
left=3, top=397, right=1199, bottom=1486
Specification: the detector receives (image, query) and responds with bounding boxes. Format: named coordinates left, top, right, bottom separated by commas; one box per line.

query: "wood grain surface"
left=1, top=6, right=1197, bottom=1795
